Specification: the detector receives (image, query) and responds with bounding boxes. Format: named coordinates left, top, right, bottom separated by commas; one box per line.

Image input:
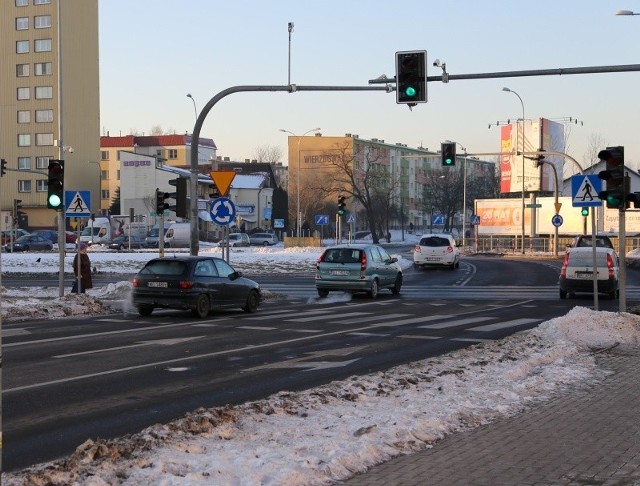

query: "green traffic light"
left=444, top=158, right=453, bottom=166
left=404, top=86, right=416, bottom=98
left=48, top=194, right=62, bottom=208
left=338, top=209, right=345, bottom=216
left=581, top=208, right=589, bottom=216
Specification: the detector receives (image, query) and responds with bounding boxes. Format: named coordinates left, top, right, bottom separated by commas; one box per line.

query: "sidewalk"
left=342, top=347, right=640, bottom=486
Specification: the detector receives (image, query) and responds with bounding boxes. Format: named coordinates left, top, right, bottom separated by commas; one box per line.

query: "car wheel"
left=119, top=244, right=125, bottom=251
left=138, top=305, right=153, bottom=316
left=317, top=289, right=329, bottom=298
left=391, top=274, right=402, bottom=295
left=559, top=289, right=567, bottom=299
left=369, top=279, right=379, bottom=299
left=243, top=289, right=260, bottom=313
left=262, top=241, right=269, bottom=246
left=609, top=290, right=618, bottom=300
left=192, top=294, right=210, bottom=318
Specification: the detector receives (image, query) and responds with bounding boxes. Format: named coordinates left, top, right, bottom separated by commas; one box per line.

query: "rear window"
left=140, top=260, right=188, bottom=276
left=419, top=237, right=451, bottom=247
left=323, top=248, right=362, bottom=263
left=568, top=251, right=610, bottom=267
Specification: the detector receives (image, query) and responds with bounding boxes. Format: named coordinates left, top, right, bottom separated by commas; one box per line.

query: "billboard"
left=499, top=118, right=565, bottom=194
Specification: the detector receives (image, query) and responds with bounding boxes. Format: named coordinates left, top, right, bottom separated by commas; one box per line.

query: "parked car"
left=131, top=255, right=262, bottom=318
left=413, top=234, right=460, bottom=270
left=3, top=234, right=53, bottom=252
left=65, top=231, right=79, bottom=244
left=559, top=246, right=619, bottom=299
left=568, top=234, right=615, bottom=251
left=0, top=229, right=30, bottom=245
left=249, top=233, right=279, bottom=246
left=108, top=235, right=147, bottom=251
left=315, top=244, right=403, bottom=299
left=30, top=229, right=58, bottom=244
left=218, top=233, right=250, bottom=247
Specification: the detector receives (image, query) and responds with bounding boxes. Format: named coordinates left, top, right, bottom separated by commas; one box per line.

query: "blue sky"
left=99, top=1, right=640, bottom=171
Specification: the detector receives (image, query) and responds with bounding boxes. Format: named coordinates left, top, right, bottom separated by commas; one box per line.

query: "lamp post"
left=186, top=93, right=197, bottom=121
left=502, top=87, right=526, bottom=254
left=279, top=127, right=321, bottom=237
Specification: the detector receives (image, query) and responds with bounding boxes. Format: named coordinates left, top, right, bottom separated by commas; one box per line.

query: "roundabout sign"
left=209, top=197, right=236, bottom=226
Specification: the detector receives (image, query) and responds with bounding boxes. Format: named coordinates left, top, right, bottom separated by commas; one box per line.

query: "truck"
left=79, top=215, right=148, bottom=246
left=145, top=222, right=173, bottom=248
left=163, top=222, right=190, bottom=248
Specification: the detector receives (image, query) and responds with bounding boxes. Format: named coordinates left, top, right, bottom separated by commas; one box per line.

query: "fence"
left=469, top=235, right=640, bottom=255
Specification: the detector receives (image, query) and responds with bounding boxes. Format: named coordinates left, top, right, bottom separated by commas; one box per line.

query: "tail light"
left=607, top=254, right=615, bottom=280
left=360, top=251, right=367, bottom=271
left=316, top=251, right=326, bottom=268
left=445, top=245, right=453, bottom=253
left=179, top=281, right=193, bottom=289
left=132, top=277, right=139, bottom=288
left=560, top=252, right=569, bottom=278
left=414, top=245, right=421, bottom=253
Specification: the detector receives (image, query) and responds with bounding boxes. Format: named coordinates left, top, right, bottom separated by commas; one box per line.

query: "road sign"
left=209, top=197, right=236, bottom=226
left=64, top=190, right=91, bottom=217
left=571, top=175, right=603, bottom=207
left=551, top=214, right=564, bottom=227
left=525, top=203, right=542, bottom=208
left=209, top=170, right=236, bottom=196
left=274, top=219, right=285, bottom=228
left=347, top=214, right=356, bottom=224
left=315, top=214, right=329, bottom=225
left=471, top=215, right=480, bottom=225
left=432, top=214, right=445, bottom=225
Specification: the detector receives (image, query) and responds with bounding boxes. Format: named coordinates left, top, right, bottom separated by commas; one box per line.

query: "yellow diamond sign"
left=209, top=171, right=236, bottom=196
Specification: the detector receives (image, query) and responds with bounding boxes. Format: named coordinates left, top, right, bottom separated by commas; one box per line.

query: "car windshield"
left=140, top=260, right=188, bottom=276
left=323, top=248, right=361, bottom=263
left=420, top=237, right=451, bottom=247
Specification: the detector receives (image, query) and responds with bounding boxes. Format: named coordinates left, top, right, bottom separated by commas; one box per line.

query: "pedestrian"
left=72, top=242, right=93, bottom=293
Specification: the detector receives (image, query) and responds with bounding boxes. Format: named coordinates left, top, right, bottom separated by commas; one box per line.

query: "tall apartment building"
left=0, top=0, right=100, bottom=230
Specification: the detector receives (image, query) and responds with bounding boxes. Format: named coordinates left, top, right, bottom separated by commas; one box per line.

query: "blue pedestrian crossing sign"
left=65, top=190, right=91, bottom=217
left=571, top=175, right=602, bottom=208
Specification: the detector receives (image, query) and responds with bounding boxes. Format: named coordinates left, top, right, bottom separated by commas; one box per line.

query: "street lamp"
left=502, top=87, right=526, bottom=254
left=279, top=127, right=321, bottom=237
left=616, top=9, right=640, bottom=15
left=186, top=93, right=197, bottom=120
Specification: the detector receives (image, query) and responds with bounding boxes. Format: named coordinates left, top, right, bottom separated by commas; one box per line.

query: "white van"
left=163, top=222, right=190, bottom=248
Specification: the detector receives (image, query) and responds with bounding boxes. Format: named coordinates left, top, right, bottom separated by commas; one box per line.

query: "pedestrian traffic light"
left=581, top=207, right=589, bottom=217
left=441, top=142, right=456, bottom=167
left=1, top=158, right=7, bottom=177
left=597, top=146, right=625, bottom=209
left=395, top=50, right=427, bottom=105
left=337, top=195, right=346, bottom=216
left=47, top=159, right=64, bottom=209
left=155, top=188, right=170, bottom=215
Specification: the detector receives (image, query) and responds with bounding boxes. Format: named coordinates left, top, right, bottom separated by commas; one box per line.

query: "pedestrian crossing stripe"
left=65, top=191, right=91, bottom=215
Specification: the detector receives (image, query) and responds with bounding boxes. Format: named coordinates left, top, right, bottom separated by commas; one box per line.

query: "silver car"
left=315, top=244, right=403, bottom=299
left=249, top=233, right=279, bottom=246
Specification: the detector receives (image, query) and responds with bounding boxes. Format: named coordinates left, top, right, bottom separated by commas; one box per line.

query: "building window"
left=18, top=180, right=32, bottom=193
left=168, top=149, right=178, bottom=159
left=16, top=40, right=29, bottom=54
left=117, top=170, right=120, bottom=180
left=34, top=62, right=52, bottom=76
left=101, top=151, right=109, bottom=160
left=18, top=134, right=31, bottom=146
left=16, top=0, right=28, bottom=6
left=35, top=86, right=52, bottom=99
left=18, top=157, right=31, bottom=170
left=34, top=39, right=52, bottom=52
left=17, top=110, right=30, bottom=123
left=101, top=189, right=110, bottom=200
left=34, top=0, right=51, bottom=4
left=16, top=17, right=29, bottom=30
left=34, top=15, right=51, bottom=29
left=100, top=170, right=109, bottom=181
left=36, top=133, right=54, bottom=146
left=36, top=180, right=47, bottom=192
left=17, top=87, right=30, bottom=100
left=36, top=156, right=50, bottom=169
left=35, top=109, right=53, bottom=122
left=16, top=63, right=29, bottom=77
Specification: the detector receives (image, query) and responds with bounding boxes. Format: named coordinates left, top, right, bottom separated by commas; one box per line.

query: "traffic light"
left=1, top=158, right=7, bottom=177
left=597, top=146, right=625, bottom=209
left=175, top=177, right=188, bottom=219
left=441, top=142, right=456, bottom=167
left=337, top=195, right=346, bottom=216
left=47, top=159, right=64, bottom=209
left=209, top=184, right=220, bottom=199
left=395, top=50, right=427, bottom=104
left=155, top=188, right=170, bottom=215
left=581, top=207, right=589, bottom=217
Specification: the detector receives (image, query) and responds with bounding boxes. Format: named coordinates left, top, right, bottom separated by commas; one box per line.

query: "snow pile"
left=5, top=308, right=639, bottom=486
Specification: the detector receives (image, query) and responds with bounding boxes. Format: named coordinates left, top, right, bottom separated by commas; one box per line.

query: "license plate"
left=331, top=270, right=350, bottom=276
left=576, top=272, right=593, bottom=279
left=148, top=281, right=168, bottom=288
left=425, top=257, right=440, bottom=261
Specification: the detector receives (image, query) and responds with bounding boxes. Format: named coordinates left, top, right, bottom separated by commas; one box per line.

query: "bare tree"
left=582, top=133, right=608, bottom=174
left=252, top=145, right=283, bottom=164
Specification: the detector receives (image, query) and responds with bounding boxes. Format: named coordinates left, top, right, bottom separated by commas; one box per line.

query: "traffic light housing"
left=1, top=158, right=7, bottom=177
left=441, top=142, right=456, bottom=167
left=47, top=159, right=64, bottom=209
left=155, top=188, right=170, bottom=215
left=581, top=207, right=589, bottom=217
left=337, top=195, right=346, bottom=216
left=597, top=146, right=625, bottom=209
left=395, top=50, right=427, bottom=104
